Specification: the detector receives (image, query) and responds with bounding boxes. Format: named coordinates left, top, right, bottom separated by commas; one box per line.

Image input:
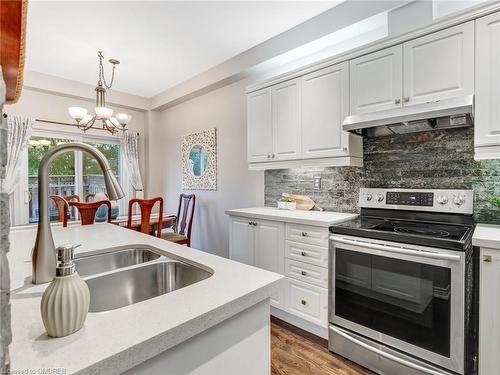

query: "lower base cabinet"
left=229, top=215, right=330, bottom=337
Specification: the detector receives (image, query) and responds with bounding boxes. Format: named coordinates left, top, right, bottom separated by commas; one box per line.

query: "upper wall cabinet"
left=403, top=22, right=474, bottom=106
left=272, top=79, right=301, bottom=161
left=247, top=89, right=273, bottom=163
left=475, top=11, right=500, bottom=159
left=350, top=46, right=403, bottom=115
left=302, top=62, right=360, bottom=159
left=246, top=63, right=362, bottom=169
left=349, top=22, right=474, bottom=116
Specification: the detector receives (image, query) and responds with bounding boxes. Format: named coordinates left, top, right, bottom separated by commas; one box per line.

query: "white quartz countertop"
left=8, top=223, right=283, bottom=374
left=473, top=224, right=500, bottom=249
left=225, top=207, right=358, bottom=227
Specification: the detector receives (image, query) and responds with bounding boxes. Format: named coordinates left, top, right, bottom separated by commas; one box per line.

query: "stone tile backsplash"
left=264, top=127, right=500, bottom=224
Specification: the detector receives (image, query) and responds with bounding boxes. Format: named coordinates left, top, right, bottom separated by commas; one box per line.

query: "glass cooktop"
left=331, top=217, right=473, bottom=250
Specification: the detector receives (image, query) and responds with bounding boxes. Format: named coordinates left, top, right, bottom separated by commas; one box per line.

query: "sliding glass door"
left=13, top=130, right=130, bottom=226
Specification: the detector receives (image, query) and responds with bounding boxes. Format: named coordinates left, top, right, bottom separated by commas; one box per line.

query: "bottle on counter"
left=40, top=244, right=90, bottom=338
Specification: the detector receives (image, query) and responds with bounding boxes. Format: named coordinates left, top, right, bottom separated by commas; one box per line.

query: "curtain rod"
left=3, top=113, right=139, bottom=135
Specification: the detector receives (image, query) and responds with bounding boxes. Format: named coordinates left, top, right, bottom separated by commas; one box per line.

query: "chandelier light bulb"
left=68, top=107, right=88, bottom=121
left=95, top=106, right=113, bottom=120
left=81, top=114, right=94, bottom=125
left=115, top=113, right=131, bottom=126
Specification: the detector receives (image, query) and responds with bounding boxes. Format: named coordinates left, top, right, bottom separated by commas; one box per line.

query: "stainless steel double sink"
left=74, top=247, right=212, bottom=313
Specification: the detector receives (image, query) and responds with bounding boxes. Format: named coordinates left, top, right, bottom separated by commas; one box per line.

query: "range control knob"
left=453, top=194, right=466, bottom=207
left=377, top=193, right=384, bottom=202
left=365, top=193, right=373, bottom=202
left=437, top=195, right=449, bottom=205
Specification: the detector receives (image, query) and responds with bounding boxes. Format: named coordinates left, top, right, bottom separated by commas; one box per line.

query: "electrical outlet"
left=313, top=176, right=321, bottom=190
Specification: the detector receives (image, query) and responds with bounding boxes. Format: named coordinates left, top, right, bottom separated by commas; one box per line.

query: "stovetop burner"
left=393, top=226, right=450, bottom=238
left=330, top=213, right=474, bottom=251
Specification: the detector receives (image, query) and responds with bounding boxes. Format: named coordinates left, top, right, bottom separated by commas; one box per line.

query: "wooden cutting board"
left=282, top=193, right=323, bottom=211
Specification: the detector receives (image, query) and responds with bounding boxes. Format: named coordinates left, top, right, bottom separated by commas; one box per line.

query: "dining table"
left=111, top=212, right=177, bottom=234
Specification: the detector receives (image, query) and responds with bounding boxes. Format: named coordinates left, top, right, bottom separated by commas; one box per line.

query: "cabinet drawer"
left=285, top=259, right=328, bottom=288
left=286, top=223, right=329, bottom=247
left=286, top=277, right=328, bottom=326
left=285, top=240, right=328, bottom=268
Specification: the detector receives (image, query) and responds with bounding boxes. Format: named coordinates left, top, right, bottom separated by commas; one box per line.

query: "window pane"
left=28, top=137, right=76, bottom=223
left=82, top=142, right=120, bottom=203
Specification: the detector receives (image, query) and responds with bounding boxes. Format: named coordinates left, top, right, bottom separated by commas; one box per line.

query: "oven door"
left=329, top=235, right=465, bottom=374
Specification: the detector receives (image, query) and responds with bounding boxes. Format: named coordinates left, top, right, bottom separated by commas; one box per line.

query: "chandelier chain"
left=97, top=50, right=116, bottom=89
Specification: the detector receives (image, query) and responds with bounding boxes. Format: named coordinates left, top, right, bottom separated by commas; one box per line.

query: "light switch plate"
left=313, top=176, right=321, bottom=190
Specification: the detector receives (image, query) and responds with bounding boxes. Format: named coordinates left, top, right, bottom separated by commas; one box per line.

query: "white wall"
left=148, top=79, right=264, bottom=257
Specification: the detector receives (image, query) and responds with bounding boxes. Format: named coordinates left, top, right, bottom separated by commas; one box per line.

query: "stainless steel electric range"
left=329, top=188, right=477, bottom=375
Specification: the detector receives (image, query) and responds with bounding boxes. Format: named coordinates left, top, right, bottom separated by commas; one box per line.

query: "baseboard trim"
left=270, top=306, right=328, bottom=340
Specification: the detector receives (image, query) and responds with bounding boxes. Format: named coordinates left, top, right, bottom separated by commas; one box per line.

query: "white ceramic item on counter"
left=40, top=244, right=89, bottom=338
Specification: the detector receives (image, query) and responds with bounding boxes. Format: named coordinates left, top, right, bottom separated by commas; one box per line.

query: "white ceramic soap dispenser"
left=40, top=244, right=90, bottom=338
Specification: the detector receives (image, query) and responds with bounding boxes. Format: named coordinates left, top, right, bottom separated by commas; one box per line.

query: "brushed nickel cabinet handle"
left=301, top=299, right=307, bottom=306
left=300, top=251, right=307, bottom=256
left=395, top=98, right=401, bottom=104
left=404, top=97, right=410, bottom=103
left=301, top=232, right=308, bottom=237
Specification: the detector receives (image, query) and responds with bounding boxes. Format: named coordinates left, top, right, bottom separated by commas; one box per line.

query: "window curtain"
left=0, top=116, right=33, bottom=195
left=120, top=132, right=144, bottom=198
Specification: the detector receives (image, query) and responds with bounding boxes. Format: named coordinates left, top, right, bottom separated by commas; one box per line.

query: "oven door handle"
left=330, top=326, right=451, bottom=375
left=331, top=237, right=461, bottom=262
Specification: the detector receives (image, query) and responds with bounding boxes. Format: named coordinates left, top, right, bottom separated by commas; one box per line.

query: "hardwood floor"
left=271, top=320, right=374, bottom=375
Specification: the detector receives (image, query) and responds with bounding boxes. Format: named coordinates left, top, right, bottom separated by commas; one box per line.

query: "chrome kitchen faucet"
left=32, top=142, right=125, bottom=284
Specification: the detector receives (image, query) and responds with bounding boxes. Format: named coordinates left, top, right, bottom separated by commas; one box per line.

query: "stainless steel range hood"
left=342, top=95, right=474, bottom=135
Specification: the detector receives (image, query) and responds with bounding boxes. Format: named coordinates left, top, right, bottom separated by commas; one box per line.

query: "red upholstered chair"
left=50, top=194, right=80, bottom=227
left=127, top=197, right=164, bottom=237
left=69, top=200, right=112, bottom=226
left=161, top=194, right=195, bottom=246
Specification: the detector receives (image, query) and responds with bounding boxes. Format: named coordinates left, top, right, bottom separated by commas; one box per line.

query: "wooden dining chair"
left=127, top=197, right=164, bottom=237
left=50, top=194, right=80, bottom=227
left=69, top=200, right=112, bottom=226
left=161, top=194, right=195, bottom=246
left=84, top=193, right=96, bottom=202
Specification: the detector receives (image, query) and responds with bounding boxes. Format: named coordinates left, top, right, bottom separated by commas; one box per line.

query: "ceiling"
left=26, top=1, right=339, bottom=98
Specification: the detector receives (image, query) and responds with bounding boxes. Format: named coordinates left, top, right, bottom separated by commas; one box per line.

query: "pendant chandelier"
left=68, top=51, right=131, bottom=134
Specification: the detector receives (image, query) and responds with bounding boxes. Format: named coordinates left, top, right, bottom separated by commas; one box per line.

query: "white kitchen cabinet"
left=229, top=216, right=285, bottom=307
left=403, top=21, right=474, bottom=106
left=229, top=214, right=332, bottom=336
left=247, top=88, right=273, bottom=163
left=479, top=247, right=500, bottom=375
left=229, top=216, right=254, bottom=265
left=254, top=219, right=285, bottom=274
left=301, top=62, right=359, bottom=159
left=271, top=79, right=301, bottom=161
left=350, top=45, right=403, bottom=114
left=474, top=11, right=500, bottom=159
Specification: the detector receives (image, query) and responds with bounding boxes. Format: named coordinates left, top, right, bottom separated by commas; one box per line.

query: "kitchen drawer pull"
left=301, top=232, right=308, bottom=237
left=300, top=251, right=307, bottom=256
left=403, top=97, right=410, bottom=103
left=484, top=255, right=492, bottom=262
left=248, top=221, right=253, bottom=225
left=301, top=271, right=307, bottom=276
left=301, top=299, right=307, bottom=306
left=394, top=98, right=401, bottom=104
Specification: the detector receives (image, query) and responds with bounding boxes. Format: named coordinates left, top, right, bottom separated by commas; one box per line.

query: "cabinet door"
left=229, top=216, right=254, bottom=265
left=475, top=12, right=500, bottom=150
left=479, top=248, right=500, bottom=375
left=254, top=219, right=285, bottom=274
left=301, top=62, right=349, bottom=159
left=350, top=45, right=403, bottom=115
left=271, top=79, right=301, bottom=161
left=403, top=21, right=473, bottom=105
left=247, top=89, right=273, bottom=163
